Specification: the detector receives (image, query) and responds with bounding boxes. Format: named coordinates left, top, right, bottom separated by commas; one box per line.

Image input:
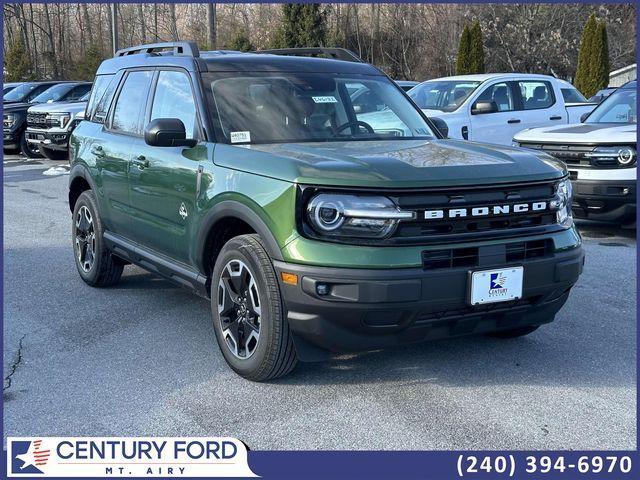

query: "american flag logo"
left=14, top=439, right=51, bottom=472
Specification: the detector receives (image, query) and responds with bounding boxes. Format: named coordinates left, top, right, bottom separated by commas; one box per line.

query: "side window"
left=66, top=84, right=91, bottom=101
left=150, top=70, right=197, bottom=139
left=90, top=74, right=118, bottom=124
left=26, top=85, right=51, bottom=102
left=111, top=70, right=153, bottom=135
left=561, top=87, right=587, bottom=104
left=475, top=82, right=514, bottom=112
left=519, top=81, right=555, bottom=110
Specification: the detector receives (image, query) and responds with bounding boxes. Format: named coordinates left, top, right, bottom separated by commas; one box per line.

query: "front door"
left=469, top=81, right=523, bottom=145
left=127, top=69, right=204, bottom=263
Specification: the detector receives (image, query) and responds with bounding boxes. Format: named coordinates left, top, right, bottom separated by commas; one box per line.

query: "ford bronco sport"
left=69, top=42, right=584, bottom=381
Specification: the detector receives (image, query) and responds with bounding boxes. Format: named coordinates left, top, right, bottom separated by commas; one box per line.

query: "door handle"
left=507, top=119, right=521, bottom=124
left=549, top=115, right=562, bottom=120
left=90, top=145, right=105, bottom=157
left=132, top=155, right=149, bottom=170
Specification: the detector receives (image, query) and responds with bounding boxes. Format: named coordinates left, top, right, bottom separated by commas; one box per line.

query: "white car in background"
left=407, top=74, right=596, bottom=145
left=514, top=80, right=637, bottom=226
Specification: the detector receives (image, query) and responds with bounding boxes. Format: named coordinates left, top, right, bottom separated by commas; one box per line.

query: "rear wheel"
left=72, top=190, right=124, bottom=287
left=490, top=325, right=540, bottom=338
left=40, top=146, right=68, bottom=161
left=211, top=234, right=297, bottom=381
left=20, top=132, right=43, bottom=158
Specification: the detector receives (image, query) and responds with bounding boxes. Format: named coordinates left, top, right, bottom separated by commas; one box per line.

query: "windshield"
left=3, top=83, right=41, bottom=102
left=31, top=83, right=73, bottom=103
left=585, top=88, right=637, bottom=124
left=206, top=73, right=434, bottom=144
left=408, top=80, right=481, bottom=112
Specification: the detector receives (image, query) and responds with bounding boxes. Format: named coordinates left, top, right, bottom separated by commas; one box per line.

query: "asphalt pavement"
left=3, top=155, right=636, bottom=450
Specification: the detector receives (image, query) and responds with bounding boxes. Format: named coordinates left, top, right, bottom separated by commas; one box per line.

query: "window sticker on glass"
left=312, top=96, right=338, bottom=104
left=230, top=131, right=251, bottom=144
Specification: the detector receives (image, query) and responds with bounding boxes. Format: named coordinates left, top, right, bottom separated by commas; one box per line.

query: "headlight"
left=550, top=179, right=573, bottom=227
left=585, top=146, right=636, bottom=167
left=46, top=113, right=71, bottom=128
left=511, top=140, right=520, bottom=147
left=306, top=194, right=414, bottom=238
left=3, top=113, right=16, bottom=128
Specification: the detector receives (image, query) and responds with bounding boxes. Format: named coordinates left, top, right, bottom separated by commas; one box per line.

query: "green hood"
left=214, top=139, right=567, bottom=188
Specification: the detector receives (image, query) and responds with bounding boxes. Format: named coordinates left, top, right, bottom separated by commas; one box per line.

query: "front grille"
left=27, top=112, right=48, bottom=128
left=422, top=239, right=553, bottom=270
left=505, top=239, right=551, bottom=262
left=415, top=295, right=542, bottom=324
left=390, top=181, right=558, bottom=244
left=519, top=142, right=618, bottom=168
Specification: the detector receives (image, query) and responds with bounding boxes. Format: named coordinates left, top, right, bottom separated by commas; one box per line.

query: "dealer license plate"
left=469, top=267, right=523, bottom=305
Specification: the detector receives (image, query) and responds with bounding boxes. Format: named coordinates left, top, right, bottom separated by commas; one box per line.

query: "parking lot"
left=2, top=154, right=636, bottom=450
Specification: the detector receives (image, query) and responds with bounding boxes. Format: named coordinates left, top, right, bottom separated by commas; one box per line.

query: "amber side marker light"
left=281, top=272, right=299, bottom=285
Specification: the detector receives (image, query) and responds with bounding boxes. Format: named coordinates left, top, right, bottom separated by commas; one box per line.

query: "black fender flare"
left=195, top=200, right=284, bottom=273
left=68, top=163, right=99, bottom=212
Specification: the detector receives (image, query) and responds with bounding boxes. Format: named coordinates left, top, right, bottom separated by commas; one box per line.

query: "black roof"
left=97, top=42, right=381, bottom=76
left=203, top=53, right=380, bottom=74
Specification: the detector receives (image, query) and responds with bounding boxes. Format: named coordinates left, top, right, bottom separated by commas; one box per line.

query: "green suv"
left=69, top=42, right=584, bottom=381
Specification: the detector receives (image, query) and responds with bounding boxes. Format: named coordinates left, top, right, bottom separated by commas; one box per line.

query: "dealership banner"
left=6, top=437, right=257, bottom=477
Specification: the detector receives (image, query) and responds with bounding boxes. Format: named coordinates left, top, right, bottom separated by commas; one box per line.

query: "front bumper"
left=274, top=244, right=584, bottom=359
left=25, top=127, right=70, bottom=151
left=3, top=128, right=20, bottom=149
left=568, top=167, right=636, bottom=223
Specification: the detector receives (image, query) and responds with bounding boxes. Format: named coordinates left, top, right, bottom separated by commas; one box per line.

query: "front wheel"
left=20, top=132, right=43, bottom=158
left=211, top=234, right=297, bottom=381
left=40, top=146, right=68, bottom=161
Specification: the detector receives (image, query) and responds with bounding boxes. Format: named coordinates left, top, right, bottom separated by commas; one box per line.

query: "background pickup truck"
left=408, top=73, right=596, bottom=145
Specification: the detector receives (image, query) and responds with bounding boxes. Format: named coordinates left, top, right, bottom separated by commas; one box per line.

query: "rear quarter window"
left=561, top=88, right=587, bottom=103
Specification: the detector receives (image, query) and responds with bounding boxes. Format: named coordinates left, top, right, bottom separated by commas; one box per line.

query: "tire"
left=20, top=131, right=43, bottom=158
left=72, top=190, right=124, bottom=287
left=489, top=325, right=540, bottom=338
left=211, top=234, right=297, bottom=381
left=40, top=146, right=68, bottom=161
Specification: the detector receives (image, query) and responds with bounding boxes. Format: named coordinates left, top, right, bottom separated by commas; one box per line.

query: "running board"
left=103, top=231, right=209, bottom=298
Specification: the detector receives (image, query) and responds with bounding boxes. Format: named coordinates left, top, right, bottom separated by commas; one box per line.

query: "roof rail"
left=115, top=41, right=200, bottom=58
left=255, top=47, right=364, bottom=63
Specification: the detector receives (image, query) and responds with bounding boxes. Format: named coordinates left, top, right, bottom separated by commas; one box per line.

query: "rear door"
left=127, top=68, right=204, bottom=263
left=97, top=69, right=154, bottom=236
left=469, top=81, right=522, bottom=145
left=514, top=79, right=567, bottom=131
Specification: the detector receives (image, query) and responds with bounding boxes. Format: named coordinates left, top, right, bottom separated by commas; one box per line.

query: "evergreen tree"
left=455, top=25, right=472, bottom=75
left=272, top=4, right=327, bottom=48
left=469, top=21, right=485, bottom=74
left=4, top=39, right=32, bottom=82
left=73, top=43, right=104, bottom=81
left=229, top=31, right=255, bottom=52
left=590, top=20, right=610, bottom=97
left=574, top=13, right=598, bottom=96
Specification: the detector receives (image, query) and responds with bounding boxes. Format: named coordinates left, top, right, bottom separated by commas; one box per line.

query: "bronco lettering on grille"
left=423, top=202, right=547, bottom=220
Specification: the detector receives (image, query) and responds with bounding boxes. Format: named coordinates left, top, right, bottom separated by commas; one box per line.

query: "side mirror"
left=471, top=101, right=499, bottom=115
left=430, top=117, right=448, bottom=138
left=144, top=118, right=197, bottom=148
left=580, top=112, right=590, bottom=123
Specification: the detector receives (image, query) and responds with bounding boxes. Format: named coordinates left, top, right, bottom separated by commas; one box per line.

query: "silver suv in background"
left=25, top=91, right=90, bottom=160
